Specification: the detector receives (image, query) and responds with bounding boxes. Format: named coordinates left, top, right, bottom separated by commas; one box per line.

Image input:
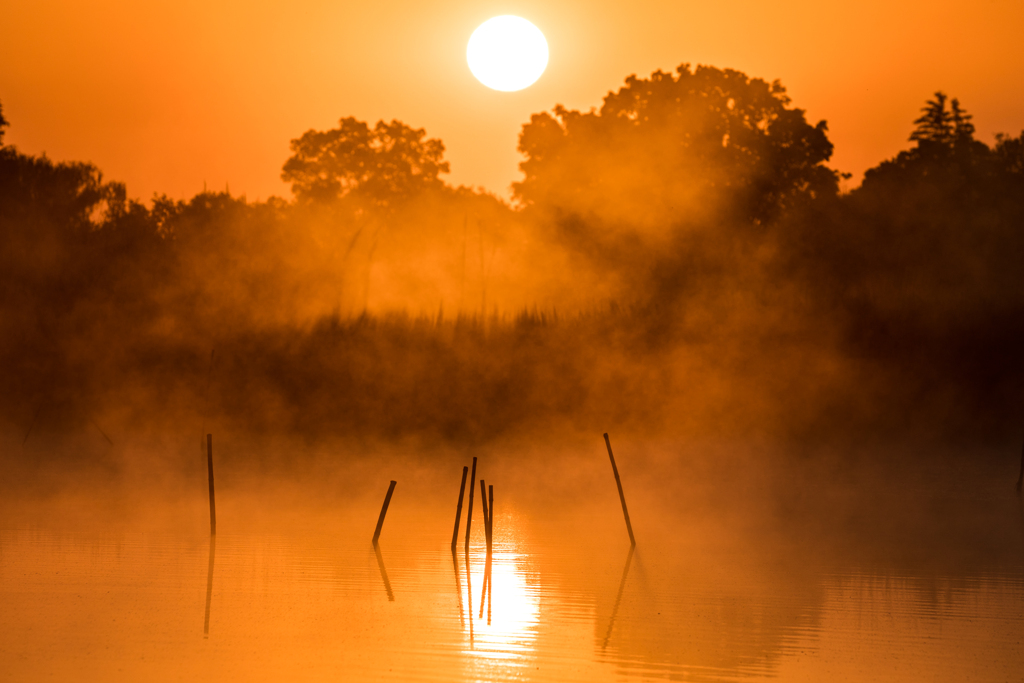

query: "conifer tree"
left=910, top=91, right=954, bottom=144
left=951, top=98, right=975, bottom=143
left=0, top=101, right=8, bottom=146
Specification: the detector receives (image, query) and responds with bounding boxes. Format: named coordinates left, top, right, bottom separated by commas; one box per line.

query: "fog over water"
left=2, top=437, right=1022, bottom=681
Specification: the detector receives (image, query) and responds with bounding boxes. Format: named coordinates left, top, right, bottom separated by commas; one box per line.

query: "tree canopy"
left=787, top=92, right=1024, bottom=375
left=860, top=93, right=993, bottom=192
left=514, top=64, right=839, bottom=238
left=5, top=75, right=1024, bottom=445
left=281, top=118, right=450, bottom=208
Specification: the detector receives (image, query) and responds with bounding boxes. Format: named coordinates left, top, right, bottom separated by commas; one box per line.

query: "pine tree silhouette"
left=910, top=91, right=954, bottom=145
left=0, top=100, right=9, bottom=146
left=951, top=98, right=975, bottom=144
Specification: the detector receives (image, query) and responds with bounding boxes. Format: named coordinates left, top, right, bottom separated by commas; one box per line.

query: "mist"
left=2, top=68, right=1024, bottom=683
left=5, top=67, right=1023, bottom=463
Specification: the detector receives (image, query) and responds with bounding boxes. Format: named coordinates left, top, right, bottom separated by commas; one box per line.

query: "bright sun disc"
left=467, top=16, right=548, bottom=92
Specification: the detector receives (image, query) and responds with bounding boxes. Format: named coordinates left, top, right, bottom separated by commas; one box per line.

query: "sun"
left=467, top=16, right=549, bottom=92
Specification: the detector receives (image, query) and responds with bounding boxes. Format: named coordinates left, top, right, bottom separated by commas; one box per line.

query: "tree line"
left=2, top=64, right=1023, bottom=448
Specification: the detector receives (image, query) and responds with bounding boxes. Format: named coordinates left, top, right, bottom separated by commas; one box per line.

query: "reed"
left=451, top=465, right=469, bottom=549
left=603, top=433, right=636, bottom=546
left=372, top=480, right=397, bottom=544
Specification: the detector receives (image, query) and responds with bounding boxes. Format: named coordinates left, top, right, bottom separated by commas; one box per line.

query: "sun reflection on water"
left=458, top=545, right=541, bottom=664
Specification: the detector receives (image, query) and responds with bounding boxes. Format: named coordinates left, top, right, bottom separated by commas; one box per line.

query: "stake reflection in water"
left=479, top=553, right=493, bottom=624
left=479, top=554, right=489, bottom=619
left=373, top=542, right=394, bottom=602
left=203, top=535, right=216, bottom=637
left=465, top=549, right=474, bottom=647
left=452, top=549, right=464, bottom=627
left=602, top=545, right=634, bottom=650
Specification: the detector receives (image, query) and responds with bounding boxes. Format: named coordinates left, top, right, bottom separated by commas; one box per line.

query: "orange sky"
left=2, top=0, right=1023, bottom=202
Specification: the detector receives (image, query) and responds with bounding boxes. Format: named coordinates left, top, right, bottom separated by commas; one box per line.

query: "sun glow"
left=461, top=550, right=540, bottom=663
left=466, top=16, right=549, bottom=92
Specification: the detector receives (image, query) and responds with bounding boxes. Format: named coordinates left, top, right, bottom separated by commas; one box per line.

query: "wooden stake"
left=206, top=434, right=216, bottom=535
left=464, top=457, right=477, bottom=550
left=488, top=484, right=493, bottom=547
left=1016, top=434, right=1023, bottom=493
left=372, top=480, right=397, bottom=544
left=604, top=433, right=636, bottom=547
left=451, top=466, right=469, bottom=550
left=479, top=479, right=490, bottom=551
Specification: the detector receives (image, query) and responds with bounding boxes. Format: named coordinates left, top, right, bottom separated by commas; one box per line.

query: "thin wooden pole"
left=464, top=457, right=477, bottom=550
left=1016, top=433, right=1023, bottom=493
left=487, top=484, right=493, bottom=549
left=372, top=480, right=397, bottom=544
left=604, top=433, right=636, bottom=547
left=451, top=466, right=469, bottom=549
left=479, top=479, right=490, bottom=552
left=206, top=434, right=216, bottom=535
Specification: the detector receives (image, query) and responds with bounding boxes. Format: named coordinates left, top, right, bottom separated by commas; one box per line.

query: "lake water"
left=1, top=445, right=1023, bottom=681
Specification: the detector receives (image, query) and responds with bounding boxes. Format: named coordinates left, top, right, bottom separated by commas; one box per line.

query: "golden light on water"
left=460, top=551, right=540, bottom=660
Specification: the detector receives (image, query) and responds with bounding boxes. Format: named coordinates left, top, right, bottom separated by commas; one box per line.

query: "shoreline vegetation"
left=2, top=64, right=1024, bottom=463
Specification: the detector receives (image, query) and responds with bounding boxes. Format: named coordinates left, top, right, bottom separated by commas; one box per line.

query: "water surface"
left=2, top=445, right=1022, bottom=681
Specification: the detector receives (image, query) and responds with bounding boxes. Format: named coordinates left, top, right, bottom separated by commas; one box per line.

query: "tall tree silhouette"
left=281, top=118, right=450, bottom=209
left=910, top=92, right=955, bottom=145
left=951, top=98, right=975, bottom=144
left=863, top=92, right=982, bottom=190
left=516, top=65, right=838, bottom=233
left=513, top=64, right=839, bottom=317
left=995, top=131, right=1024, bottom=174
left=784, top=90, right=1024, bottom=433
